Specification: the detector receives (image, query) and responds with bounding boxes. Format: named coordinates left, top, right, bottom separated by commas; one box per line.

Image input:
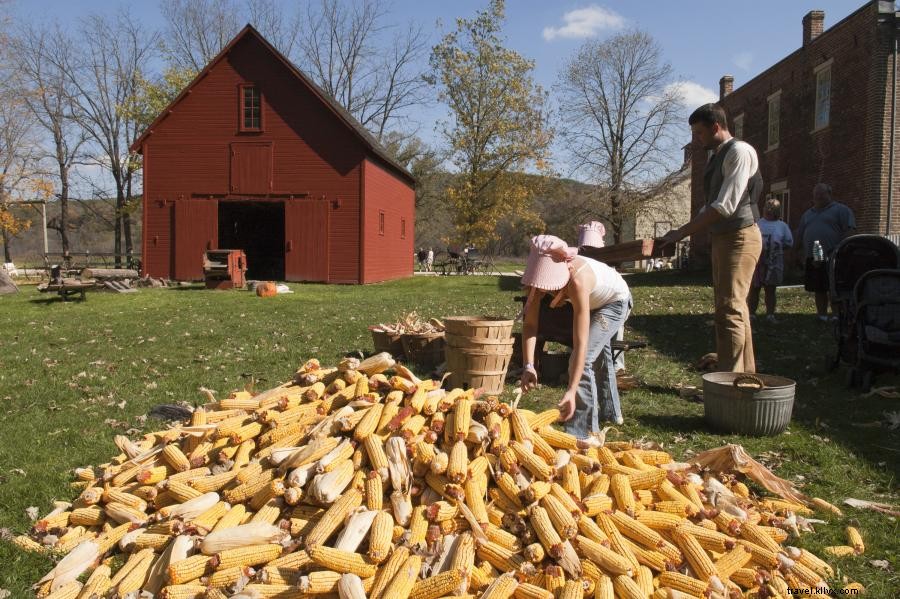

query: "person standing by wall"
left=748, top=198, right=793, bottom=323
left=660, top=103, right=763, bottom=373
left=795, top=183, right=856, bottom=322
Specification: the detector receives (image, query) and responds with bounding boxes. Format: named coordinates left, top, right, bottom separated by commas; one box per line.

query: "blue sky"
left=14, top=0, right=866, bottom=181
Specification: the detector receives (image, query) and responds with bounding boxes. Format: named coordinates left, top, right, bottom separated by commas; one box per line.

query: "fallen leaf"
left=869, top=559, right=892, bottom=571
left=25, top=506, right=39, bottom=521
left=10, top=469, right=25, bottom=476
left=0, top=589, right=11, bottom=599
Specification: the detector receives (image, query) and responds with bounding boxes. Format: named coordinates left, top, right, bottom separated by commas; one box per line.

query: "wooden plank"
left=81, top=268, right=139, bottom=279
left=580, top=238, right=675, bottom=264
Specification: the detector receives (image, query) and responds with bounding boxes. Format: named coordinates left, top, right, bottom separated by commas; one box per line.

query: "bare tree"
left=297, top=0, right=428, bottom=140
left=159, top=0, right=240, bottom=72
left=248, top=0, right=302, bottom=60
left=557, top=30, right=683, bottom=243
left=65, top=12, right=159, bottom=266
left=0, top=72, right=39, bottom=263
left=11, top=24, right=88, bottom=254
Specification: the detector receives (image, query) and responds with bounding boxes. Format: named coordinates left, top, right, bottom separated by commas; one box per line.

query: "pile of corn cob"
left=15, top=353, right=856, bottom=599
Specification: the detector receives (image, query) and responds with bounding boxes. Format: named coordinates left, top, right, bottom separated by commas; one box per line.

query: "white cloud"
left=733, top=52, right=753, bottom=71
left=542, top=5, right=625, bottom=41
left=668, top=81, right=719, bottom=109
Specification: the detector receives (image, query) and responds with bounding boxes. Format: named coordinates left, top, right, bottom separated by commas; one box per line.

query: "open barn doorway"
left=218, top=201, right=285, bottom=280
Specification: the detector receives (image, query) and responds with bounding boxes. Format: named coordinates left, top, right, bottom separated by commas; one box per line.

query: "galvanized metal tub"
left=702, top=372, right=796, bottom=436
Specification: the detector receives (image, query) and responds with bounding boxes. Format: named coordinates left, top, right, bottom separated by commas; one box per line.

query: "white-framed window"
left=769, top=180, right=791, bottom=226
left=814, top=60, right=833, bottom=131
left=767, top=91, right=781, bottom=150
left=733, top=113, right=744, bottom=139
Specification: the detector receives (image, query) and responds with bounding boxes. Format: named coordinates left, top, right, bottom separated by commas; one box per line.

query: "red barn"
left=131, top=25, right=416, bottom=284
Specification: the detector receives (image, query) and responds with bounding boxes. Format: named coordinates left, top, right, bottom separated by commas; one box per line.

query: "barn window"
left=766, top=90, right=780, bottom=150
left=379, top=211, right=385, bottom=236
left=400, top=218, right=406, bottom=239
left=240, top=85, right=262, bottom=131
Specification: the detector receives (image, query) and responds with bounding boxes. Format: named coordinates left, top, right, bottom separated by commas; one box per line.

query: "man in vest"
left=660, top=103, right=763, bottom=373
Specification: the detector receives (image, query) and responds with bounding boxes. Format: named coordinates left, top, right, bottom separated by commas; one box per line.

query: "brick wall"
left=690, top=1, right=900, bottom=263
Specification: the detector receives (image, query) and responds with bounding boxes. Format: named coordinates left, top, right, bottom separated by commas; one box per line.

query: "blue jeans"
left=565, top=296, right=632, bottom=439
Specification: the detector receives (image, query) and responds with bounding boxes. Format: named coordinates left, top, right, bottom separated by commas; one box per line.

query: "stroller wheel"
left=845, top=367, right=859, bottom=389
left=860, top=370, right=874, bottom=394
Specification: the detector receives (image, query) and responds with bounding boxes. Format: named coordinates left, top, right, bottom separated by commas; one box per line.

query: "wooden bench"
left=37, top=280, right=96, bottom=301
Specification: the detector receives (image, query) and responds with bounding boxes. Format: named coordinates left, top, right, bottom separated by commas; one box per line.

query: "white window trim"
left=770, top=180, right=788, bottom=192
left=813, top=58, right=834, bottom=74
left=767, top=90, right=782, bottom=151
left=812, top=60, right=833, bottom=133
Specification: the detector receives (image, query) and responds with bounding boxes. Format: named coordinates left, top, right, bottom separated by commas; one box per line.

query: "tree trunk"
left=2, top=227, right=11, bottom=264
left=59, top=178, right=70, bottom=253
left=114, top=193, right=123, bottom=269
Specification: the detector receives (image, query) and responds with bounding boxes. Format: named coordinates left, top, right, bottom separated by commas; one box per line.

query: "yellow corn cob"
left=169, top=465, right=214, bottom=484
left=70, top=506, right=105, bottom=526
left=513, top=582, right=554, bottom=599
left=132, top=532, right=173, bottom=551
left=626, top=467, right=667, bottom=491
left=364, top=435, right=390, bottom=475
left=410, top=568, right=463, bottom=599
left=485, top=523, right=521, bottom=551
left=190, top=500, right=231, bottom=533
left=44, top=581, right=82, bottom=599
left=189, top=471, right=237, bottom=493
left=250, top=497, right=285, bottom=525
left=447, top=440, right=468, bottom=484
left=94, top=522, right=132, bottom=554
left=574, top=534, right=633, bottom=576
left=167, top=480, right=205, bottom=503
left=846, top=526, right=865, bottom=553
left=495, top=472, right=524, bottom=509
left=658, top=571, right=708, bottom=595
left=304, top=487, right=363, bottom=548
left=408, top=505, right=429, bottom=547
left=811, top=496, right=843, bottom=516
left=794, top=548, right=835, bottom=579
left=308, top=544, right=378, bottom=578
left=211, top=503, right=247, bottom=532
left=75, top=563, right=111, bottom=599
left=12, top=535, right=47, bottom=553
left=162, top=444, right=192, bottom=472
left=560, top=462, right=581, bottom=498
left=223, top=469, right=276, bottom=504
left=370, top=545, right=411, bottom=599
left=555, top=580, right=582, bottom=599
left=636, top=509, right=682, bottom=531
left=115, top=548, right=156, bottom=595
left=530, top=505, right=563, bottom=557
left=596, top=513, right=640, bottom=572
left=450, top=531, right=476, bottom=575
left=205, top=565, right=255, bottom=588
left=542, top=564, right=565, bottom=595
left=298, top=570, right=342, bottom=594
left=470, top=560, right=495, bottom=591
left=538, top=426, right=578, bottom=450
left=673, top=524, right=718, bottom=581
left=714, top=543, right=752, bottom=579
left=523, top=542, right=545, bottom=563
left=380, top=554, right=422, bottom=599
left=368, top=510, right=394, bottom=562
left=353, top=403, right=385, bottom=440
left=168, top=555, right=214, bottom=584
left=610, top=574, right=643, bottom=599
left=477, top=540, right=527, bottom=572
left=480, top=572, right=519, bottom=599
left=610, top=474, right=636, bottom=514
left=102, top=487, right=148, bottom=511
left=510, top=441, right=552, bottom=480
left=540, top=494, right=577, bottom=539
left=608, top=509, right=665, bottom=549
left=213, top=543, right=282, bottom=569
left=104, top=502, right=149, bottom=525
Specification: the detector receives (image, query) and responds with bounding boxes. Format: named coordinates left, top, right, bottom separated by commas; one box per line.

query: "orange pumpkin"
left=256, top=281, right=277, bottom=297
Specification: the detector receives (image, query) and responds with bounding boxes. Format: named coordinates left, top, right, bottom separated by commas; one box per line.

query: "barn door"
left=230, top=142, right=272, bottom=194
left=284, top=200, right=329, bottom=282
left=174, top=200, right=218, bottom=281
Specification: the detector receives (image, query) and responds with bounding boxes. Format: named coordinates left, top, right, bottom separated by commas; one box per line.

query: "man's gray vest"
left=705, top=138, right=762, bottom=234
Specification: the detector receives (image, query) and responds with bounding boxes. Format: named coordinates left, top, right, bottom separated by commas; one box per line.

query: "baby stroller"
left=828, top=234, right=900, bottom=389
left=849, top=269, right=900, bottom=390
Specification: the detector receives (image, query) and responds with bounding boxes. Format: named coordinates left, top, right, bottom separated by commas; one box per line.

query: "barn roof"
left=130, top=24, right=414, bottom=185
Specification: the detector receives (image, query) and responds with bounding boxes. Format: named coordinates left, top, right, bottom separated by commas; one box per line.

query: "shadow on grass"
left=638, top=413, right=708, bottom=433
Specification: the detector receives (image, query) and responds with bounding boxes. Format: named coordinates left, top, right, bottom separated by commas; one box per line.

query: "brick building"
left=690, top=0, right=900, bottom=262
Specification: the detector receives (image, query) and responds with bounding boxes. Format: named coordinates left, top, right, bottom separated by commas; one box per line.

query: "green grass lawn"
left=0, top=272, right=898, bottom=596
